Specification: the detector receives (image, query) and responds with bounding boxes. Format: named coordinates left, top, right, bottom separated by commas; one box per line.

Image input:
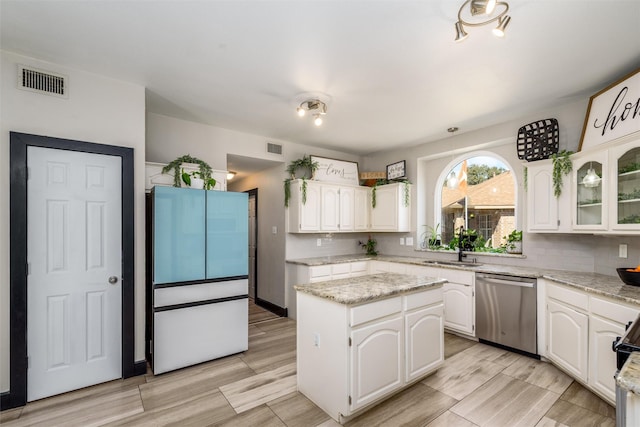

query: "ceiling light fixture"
left=297, top=99, right=327, bottom=126
left=226, top=171, right=236, bottom=180
left=455, top=0, right=511, bottom=42
left=582, top=163, right=601, bottom=188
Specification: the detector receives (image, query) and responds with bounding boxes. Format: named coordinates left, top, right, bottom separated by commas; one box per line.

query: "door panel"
left=27, top=146, right=122, bottom=401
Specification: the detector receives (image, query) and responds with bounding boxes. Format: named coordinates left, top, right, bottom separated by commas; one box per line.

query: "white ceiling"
left=2, top=1, right=640, bottom=157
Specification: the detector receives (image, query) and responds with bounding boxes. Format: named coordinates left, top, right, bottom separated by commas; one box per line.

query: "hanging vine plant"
left=371, top=179, right=411, bottom=208
left=551, top=150, right=573, bottom=198
left=284, top=155, right=320, bottom=207
left=162, top=154, right=215, bottom=189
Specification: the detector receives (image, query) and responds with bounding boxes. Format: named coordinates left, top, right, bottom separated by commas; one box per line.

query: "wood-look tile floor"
left=1, top=303, right=615, bottom=427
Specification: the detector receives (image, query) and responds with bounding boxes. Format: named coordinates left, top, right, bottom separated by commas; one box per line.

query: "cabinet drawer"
left=591, top=296, right=639, bottom=325
left=350, top=296, right=402, bottom=327
left=350, top=261, right=369, bottom=274
left=547, top=283, right=589, bottom=311
left=154, top=279, right=247, bottom=308
left=404, top=288, right=443, bottom=311
left=332, top=263, right=351, bottom=275
left=309, top=265, right=332, bottom=281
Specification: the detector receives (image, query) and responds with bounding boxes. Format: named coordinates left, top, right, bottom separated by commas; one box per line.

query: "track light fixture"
left=455, top=0, right=511, bottom=42
left=296, top=99, right=327, bottom=126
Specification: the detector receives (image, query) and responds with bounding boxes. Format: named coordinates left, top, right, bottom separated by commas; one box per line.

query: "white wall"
left=0, top=51, right=147, bottom=393
left=146, top=113, right=362, bottom=308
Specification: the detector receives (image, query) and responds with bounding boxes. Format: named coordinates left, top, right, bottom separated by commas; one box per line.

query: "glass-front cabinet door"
left=612, top=142, right=640, bottom=231
left=573, top=156, right=606, bottom=231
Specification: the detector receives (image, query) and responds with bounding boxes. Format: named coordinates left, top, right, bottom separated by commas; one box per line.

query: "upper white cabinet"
left=572, top=152, right=607, bottom=231
left=370, top=182, right=411, bottom=232
left=611, top=140, right=640, bottom=231
left=527, top=134, right=640, bottom=234
left=526, top=159, right=571, bottom=233
left=287, top=180, right=409, bottom=233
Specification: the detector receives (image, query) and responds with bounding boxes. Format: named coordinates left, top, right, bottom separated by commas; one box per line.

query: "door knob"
left=108, top=276, right=119, bottom=284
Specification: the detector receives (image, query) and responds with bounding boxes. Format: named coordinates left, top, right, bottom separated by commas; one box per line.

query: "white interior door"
left=248, top=193, right=256, bottom=299
left=27, top=146, right=122, bottom=401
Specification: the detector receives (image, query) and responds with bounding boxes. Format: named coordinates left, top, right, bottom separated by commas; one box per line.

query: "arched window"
left=436, top=154, right=517, bottom=251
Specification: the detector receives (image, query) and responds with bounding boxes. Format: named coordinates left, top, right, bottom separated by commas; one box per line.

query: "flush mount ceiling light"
left=226, top=171, right=236, bottom=180
left=455, top=0, right=511, bottom=42
left=296, top=99, right=327, bottom=126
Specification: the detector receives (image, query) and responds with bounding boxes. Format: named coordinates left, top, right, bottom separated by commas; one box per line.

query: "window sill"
left=414, top=248, right=526, bottom=260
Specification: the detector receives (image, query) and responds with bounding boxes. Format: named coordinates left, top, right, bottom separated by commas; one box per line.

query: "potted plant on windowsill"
left=505, top=230, right=523, bottom=254
left=359, top=235, right=378, bottom=256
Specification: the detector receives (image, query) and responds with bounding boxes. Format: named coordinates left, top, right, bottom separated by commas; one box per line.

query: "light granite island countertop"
left=293, top=272, right=446, bottom=305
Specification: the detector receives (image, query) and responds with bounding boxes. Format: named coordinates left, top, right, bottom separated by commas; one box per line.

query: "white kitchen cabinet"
left=589, top=296, right=639, bottom=403
left=526, top=159, right=571, bottom=233
left=405, top=303, right=444, bottom=382
left=354, top=187, right=370, bottom=231
left=610, top=140, right=640, bottom=231
left=321, top=185, right=340, bottom=231
left=288, top=180, right=321, bottom=232
left=572, top=152, right=607, bottom=231
left=370, top=182, right=411, bottom=232
left=547, top=298, right=589, bottom=382
left=443, top=283, right=474, bottom=335
left=350, top=315, right=403, bottom=411
left=296, top=285, right=443, bottom=423
left=288, top=180, right=371, bottom=233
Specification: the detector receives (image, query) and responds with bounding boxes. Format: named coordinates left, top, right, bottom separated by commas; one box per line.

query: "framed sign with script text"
left=310, top=156, right=360, bottom=186
left=386, top=160, right=406, bottom=180
left=579, top=66, right=640, bottom=151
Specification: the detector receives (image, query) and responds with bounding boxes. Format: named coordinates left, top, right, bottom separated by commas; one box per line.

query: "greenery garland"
left=551, top=150, right=573, bottom=198
left=371, top=179, right=411, bottom=208
left=284, top=155, right=320, bottom=207
left=162, top=155, right=214, bottom=188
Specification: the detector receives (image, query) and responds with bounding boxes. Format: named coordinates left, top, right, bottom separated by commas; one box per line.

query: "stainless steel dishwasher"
left=476, top=273, right=538, bottom=356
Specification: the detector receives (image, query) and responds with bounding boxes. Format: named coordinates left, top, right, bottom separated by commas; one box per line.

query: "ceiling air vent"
left=266, top=142, right=283, bottom=156
left=18, top=65, right=68, bottom=98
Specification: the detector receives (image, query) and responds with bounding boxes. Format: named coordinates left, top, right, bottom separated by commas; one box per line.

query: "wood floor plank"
left=7, top=387, right=143, bottom=427
left=451, top=374, right=558, bottom=427
left=344, top=382, right=457, bottom=427
left=559, top=382, right=616, bottom=418
left=502, top=356, right=574, bottom=394
left=540, top=399, right=615, bottom=427
left=422, top=351, right=504, bottom=400
left=211, top=404, right=286, bottom=427
left=444, top=333, right=477, bottom=359
left=220, top=363, right=297, bottom=413
left=426, top=410, right=479, bottom=427
left=267, top=391, right=331, bottom=427
left=104, top=390, right=236, bottom=427
left=459, top=343, right=520, bottom=367
left=140, top=356, right=256, bottom=411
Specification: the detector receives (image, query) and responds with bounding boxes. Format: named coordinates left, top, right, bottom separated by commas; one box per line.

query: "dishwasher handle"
left=477, top=276, right=536, bottom=288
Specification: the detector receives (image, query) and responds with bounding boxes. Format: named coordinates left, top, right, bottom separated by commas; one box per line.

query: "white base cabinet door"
left=405, top=304, right=444, bottom=382
left=443, top=283, right=474, bottom=335
left=589, top=315, right=624, bottom=402
left=350, top=316, right=403, bottom=411
left=546, top=299, right=589, bottom=382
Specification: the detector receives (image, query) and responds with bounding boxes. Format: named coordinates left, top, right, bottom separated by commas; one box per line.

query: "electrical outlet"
left=272, top=226, right=277, bottom=234
left=317, top=238, right=322, bottom=247
left=620, top=244, right=628, bottom=258
left=313, top=332, right=320, bottom=347
left=406, top=237, right=414, bottom=246
left=399, top=237, right=405, bottom=245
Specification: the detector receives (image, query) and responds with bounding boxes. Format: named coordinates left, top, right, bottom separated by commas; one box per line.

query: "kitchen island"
left=295, top=272, right=446, bottom=424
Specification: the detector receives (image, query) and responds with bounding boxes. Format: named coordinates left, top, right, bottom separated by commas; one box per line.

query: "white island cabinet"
left=296, top=273, right=444, bottom=423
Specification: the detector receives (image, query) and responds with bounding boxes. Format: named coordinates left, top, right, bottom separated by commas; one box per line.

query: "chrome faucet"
left=458, top=225, right=467, bottom=262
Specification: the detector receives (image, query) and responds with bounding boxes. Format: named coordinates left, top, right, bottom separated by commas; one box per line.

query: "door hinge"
left=26, top=356, right=30, bottom=369
left=472, top=290, right=475, bottom=297
left=557, top=219, right=561, bottom=226
left=472, top=324, right=475, bottom=331
left=348, top=337, right=352, bottom=347
left=348, top=395, right=352, bottom=405
left=26, top=262, right=31, bottom=275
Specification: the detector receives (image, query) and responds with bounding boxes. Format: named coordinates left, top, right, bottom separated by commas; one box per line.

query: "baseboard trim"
left=132, top=360, right=148, bottom=377
left=255, top=297, right=288, bottom=317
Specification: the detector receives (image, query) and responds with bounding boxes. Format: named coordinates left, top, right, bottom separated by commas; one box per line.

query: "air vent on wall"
left=266, top=142, right=283, bottom=156
left=18, top=65, right=68, bottom=98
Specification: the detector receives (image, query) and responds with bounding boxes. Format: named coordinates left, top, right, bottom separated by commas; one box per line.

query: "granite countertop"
left=617, top=352, right=640, bottom=395
left=287, top=254, right=640, bottom=305
left=293, top=272, right=445, bottom=305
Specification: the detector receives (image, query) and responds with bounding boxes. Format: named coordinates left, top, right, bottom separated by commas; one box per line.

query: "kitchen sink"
left=422, top=260, right=482, bottom=267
